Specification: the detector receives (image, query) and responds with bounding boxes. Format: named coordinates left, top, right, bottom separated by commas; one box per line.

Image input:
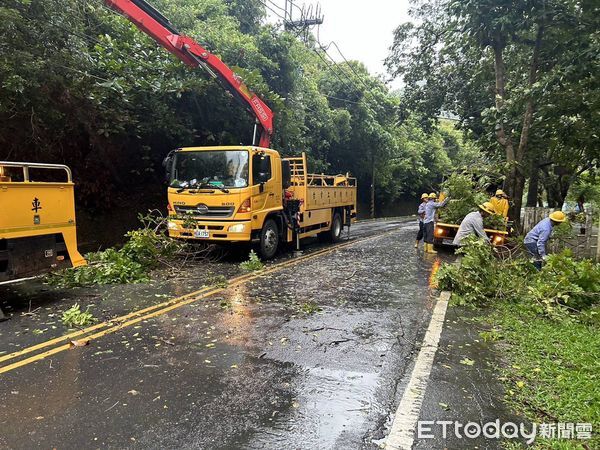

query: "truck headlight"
left=435, top=228, right=444, bottom=236
left=228, top=224, right=246, bottom=233
left=168, top=221, right=179, bottom=230
left=493, top=235, right=504, bottom=244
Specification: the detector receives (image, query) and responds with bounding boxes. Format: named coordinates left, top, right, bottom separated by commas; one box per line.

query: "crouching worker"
left=523, top=211, right=567, bottom=269
left=415, top=193, right=428, bottom=248
left=452, top=202, right=494, bottom=246
left=423, top=192, right=449, bottom=254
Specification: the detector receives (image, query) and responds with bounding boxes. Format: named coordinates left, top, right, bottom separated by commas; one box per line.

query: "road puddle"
left=247, top=367, right=378, bottom=449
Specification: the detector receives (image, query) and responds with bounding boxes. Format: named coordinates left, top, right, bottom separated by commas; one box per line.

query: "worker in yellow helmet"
left=423, top=192, right=449, bottom=254
left=415, top=193, right=429, bottom=248
left=524, top=211, right=567, bottom=269
left=490, top=189, right=509, bottom=218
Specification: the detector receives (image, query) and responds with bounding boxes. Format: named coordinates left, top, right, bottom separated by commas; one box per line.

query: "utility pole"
left=283, top=0, right=324, bottom=31
left=371, top=154, right=375, bottom=219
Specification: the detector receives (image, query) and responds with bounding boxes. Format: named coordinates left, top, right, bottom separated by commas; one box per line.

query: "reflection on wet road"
left=0, top=218, right=455, bottom=449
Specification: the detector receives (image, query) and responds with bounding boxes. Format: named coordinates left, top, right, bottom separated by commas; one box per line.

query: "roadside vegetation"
left=437, top=238, right=600, bottom=448
left=46, top=213, right=210, bottom=287
left=439, top=173, right=507, bottom=230
left=239, top=250, right=264, bottom=272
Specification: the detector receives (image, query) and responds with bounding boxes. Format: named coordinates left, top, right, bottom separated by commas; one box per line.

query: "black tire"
left=329, top=212, right=343, bottom=243
left=257, top=219, right=279, bottom=260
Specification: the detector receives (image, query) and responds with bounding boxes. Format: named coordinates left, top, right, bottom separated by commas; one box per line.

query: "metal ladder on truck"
left=286, top=155, right=307, bottom=187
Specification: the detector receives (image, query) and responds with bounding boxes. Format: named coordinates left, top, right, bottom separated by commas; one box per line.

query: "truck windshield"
left=170, top=151, right=249, bottom=189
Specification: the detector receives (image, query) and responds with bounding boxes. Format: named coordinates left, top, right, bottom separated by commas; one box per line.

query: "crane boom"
left=105, top=0, right=274, bottom=148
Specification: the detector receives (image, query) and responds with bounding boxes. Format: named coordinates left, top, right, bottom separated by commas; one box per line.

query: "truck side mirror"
left=282, top=160, right=291, bottom=189
left=162, top=151, right=175, bottom=182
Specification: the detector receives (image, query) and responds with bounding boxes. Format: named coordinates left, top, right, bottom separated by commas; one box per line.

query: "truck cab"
left=165, top=146, right=283, bottom=245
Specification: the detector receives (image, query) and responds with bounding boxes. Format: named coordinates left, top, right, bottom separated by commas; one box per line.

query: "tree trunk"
left=492, top=22, right=544, bottom=227
left=506, top=167, right=526, bottom=224
left=492, top=43, right=515, bottom=162
left=492, top=41, right=519, bottom=222
left=546, top=181, right=563, bottom=208
left=543, top=172, right=570, bottom=209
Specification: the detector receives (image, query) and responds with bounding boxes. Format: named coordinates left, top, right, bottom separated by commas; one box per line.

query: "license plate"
left=194, top=229, right=209, bottom=239
left=442, top=239, right=455, bottom=245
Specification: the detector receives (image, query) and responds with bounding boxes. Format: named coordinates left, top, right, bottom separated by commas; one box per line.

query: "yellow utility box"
left=0, top=162, right=85, bottom=282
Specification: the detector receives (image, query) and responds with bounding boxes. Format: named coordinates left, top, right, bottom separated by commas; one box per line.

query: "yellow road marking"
left=0, top=266, right=274, bottom=364
left=0, top=229, right=398, bottom=375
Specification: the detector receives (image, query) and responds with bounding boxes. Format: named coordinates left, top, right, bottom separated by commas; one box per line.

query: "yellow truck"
left=164, top=147, right=357, bottom=258
left=0, top=162, right=85, bottom=283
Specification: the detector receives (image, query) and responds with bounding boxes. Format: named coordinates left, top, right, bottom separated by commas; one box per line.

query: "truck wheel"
left=329, top=212, right=343, bottom=243
left=258, top=219, right=279, bottom=260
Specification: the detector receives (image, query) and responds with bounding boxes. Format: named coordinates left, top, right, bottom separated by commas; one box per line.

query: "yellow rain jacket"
left=490, top=196, right=509, bottom=218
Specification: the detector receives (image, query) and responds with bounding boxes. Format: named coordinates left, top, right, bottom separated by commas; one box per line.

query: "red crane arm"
left=105, top=0, right=274, bottom=148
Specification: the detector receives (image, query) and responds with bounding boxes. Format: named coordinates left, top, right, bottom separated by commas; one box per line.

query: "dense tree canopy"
left=0, top=0, right=474, bottom=215
left=387, top=0, right=600, bottom=222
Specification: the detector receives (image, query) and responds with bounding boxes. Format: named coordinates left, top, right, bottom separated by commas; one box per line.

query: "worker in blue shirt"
left=423, top=192, right=450, bottom=254
left=415, top=193, right=429, bottom=248
left=524, top=211, right=567, bottom=269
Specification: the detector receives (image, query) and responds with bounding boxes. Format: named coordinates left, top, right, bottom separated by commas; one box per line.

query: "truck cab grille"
left=174, top=204, right=235, bottom=218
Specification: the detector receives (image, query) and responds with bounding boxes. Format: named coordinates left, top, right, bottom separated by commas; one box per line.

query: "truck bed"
left=0, top=162, right=85, bottom=281
left=286, top=154, right=357, bottom=214
left=285, top=154, right=357, bottom=234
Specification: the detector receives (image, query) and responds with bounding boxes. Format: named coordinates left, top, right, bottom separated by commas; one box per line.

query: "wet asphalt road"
left=0, top=218, right=456, bottom=449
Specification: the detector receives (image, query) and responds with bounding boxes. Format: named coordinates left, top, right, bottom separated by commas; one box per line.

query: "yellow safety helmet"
left=495, top=189, right=506, bottom=197
left=549, top=211, right=566, bottom=223
left=421, top=193, right=429, bottom=199
left=478, top=202, right=495, bottom=215
left=428, top=192, right=437, bottom=199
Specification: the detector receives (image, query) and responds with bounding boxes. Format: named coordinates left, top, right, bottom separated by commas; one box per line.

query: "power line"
left=265, top=0, right=287, bottom=14
left=260, top=0, right=292, bottom=25
left=320, top=45, right=361, bottom=89
left=259, top=0, right=364, bottom=97
left=311, top=48, right=356, bottom=93
left=328, top=41, right=371, bottom=90
left=323, top=94, right=361, bottom=105
left=313, top=32, right=389, bottom=116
